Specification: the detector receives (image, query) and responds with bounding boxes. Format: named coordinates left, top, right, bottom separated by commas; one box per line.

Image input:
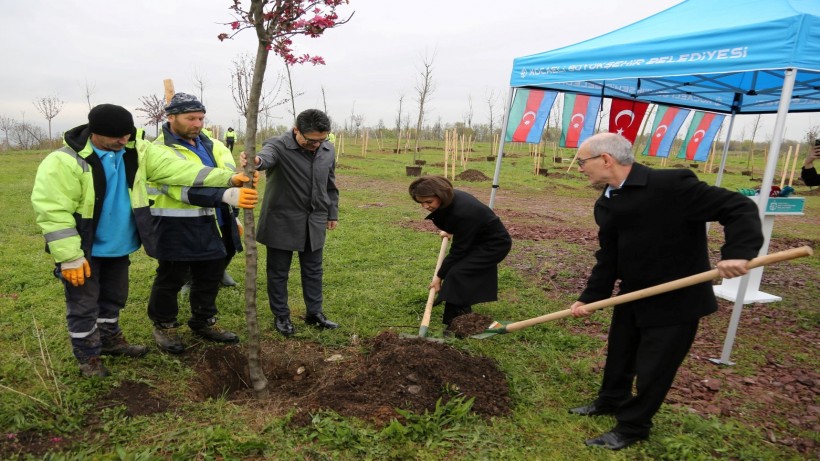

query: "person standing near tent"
left=146, top=93, right=256, bottom=353
left=31, top=104, right=255, bottom=377
left=225, top=127, right=237, bottom=153
left=241, top=108, right=340, bottom=337
left=567, top=132, right=763, bottom=450
left=801, top=140, right=820, bottom=186
left=408, top=176, right=512, bottom=329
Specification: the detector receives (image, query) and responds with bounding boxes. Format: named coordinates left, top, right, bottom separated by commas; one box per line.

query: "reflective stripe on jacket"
left=147, top=123, right=242, bottom=260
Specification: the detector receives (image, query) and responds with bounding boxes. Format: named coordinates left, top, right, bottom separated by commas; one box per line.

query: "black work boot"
left=79, top=356, right=110, bottom=377
left=192, top=317, right=239, bottom=344
left=101, top=332, right=148, bottom=358
left=153, top=322, right=186, bottom=354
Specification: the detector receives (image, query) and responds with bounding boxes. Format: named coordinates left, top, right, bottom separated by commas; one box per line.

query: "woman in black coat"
left=409, top=176, right=512, bottom=326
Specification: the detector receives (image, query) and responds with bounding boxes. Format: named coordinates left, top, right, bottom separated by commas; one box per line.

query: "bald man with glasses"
left=567, top=132, right=763, bottom=450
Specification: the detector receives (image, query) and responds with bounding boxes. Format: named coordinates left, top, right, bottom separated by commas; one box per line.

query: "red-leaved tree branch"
left=219, top=0, right=351, bottom=65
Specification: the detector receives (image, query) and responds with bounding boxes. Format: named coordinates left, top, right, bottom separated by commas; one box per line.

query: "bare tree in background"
left=321, top=85, right=328, bottom=114
left=0, top=116, right=14, bottom=150
left=803, top=125, right=820, bottom=144
left=32, top=95, right=64, bottom=144
left=352, top=114, right=364, bottom=140
left=463, top=94, right=473, bottom=129
left=413, top=51, right=436, bottom=160
left=136, top=94, right=166, bottom=137
left=486, top=89, right=498, bottom=143
left=192, top=68, right=207, bottom=105
left=81, top=80, right=96, bottom=111
left=746, top=114, right=763, bottom=175
left=11, top=121, right=45, bottom=150
left=229, top=53, right=290, bottom=141
left=395, top=94, right=404, bottom=153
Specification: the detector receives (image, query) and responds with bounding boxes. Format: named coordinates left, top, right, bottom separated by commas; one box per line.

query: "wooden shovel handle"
left=419, top=236, right=450, bottom=331
left=505, top=246, right=813, bottom=333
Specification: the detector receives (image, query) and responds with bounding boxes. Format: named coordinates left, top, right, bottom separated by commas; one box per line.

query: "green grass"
left=1, top=142, right=817, bottom=460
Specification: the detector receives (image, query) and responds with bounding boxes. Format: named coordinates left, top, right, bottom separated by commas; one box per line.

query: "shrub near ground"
left=0, top=143, right=817, bottom=460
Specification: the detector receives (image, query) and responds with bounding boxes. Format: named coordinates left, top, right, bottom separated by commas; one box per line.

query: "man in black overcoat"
left=568, top=133, right=764, bottom=450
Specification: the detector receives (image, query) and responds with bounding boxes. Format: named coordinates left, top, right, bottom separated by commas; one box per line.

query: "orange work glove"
left=61, top=257, right=91, bottom=287
left=222, top=188, right=258, bottom=209
left=235, top=217, right=244, bottom=237
left=229, top=171, right=260, bottom=188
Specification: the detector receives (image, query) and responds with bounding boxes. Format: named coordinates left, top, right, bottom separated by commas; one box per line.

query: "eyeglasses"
left=577, top=155, right=603, bottom=167
left=301, top=133, right=328, bottom=145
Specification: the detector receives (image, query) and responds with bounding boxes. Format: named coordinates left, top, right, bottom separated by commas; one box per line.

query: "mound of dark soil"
left=183, top=331, right=510, bottom=426
left=455, top=169, right=490, bottom=181
left=448, top=312, right=494, bottom=338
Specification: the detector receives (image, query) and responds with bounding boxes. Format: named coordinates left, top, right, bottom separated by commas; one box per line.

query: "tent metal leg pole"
left=713, top=111, right=736, bottom=188
left=709, top=273, right=750, bottom=366
left=756, top=68, right=795, bottom=216
left=711, top=69, right=796, bottom=367
left=489, top=87, right=515, bottom=209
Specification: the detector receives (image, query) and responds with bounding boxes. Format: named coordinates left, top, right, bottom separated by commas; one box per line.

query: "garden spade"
left=472, top=246, right=813, bottom=339
left=417, top=236, right=450, bottom=338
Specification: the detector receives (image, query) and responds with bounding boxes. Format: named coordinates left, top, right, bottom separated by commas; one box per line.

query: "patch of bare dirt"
left=187, top=331, right=511, bottom=426
left=666, top=297, right=819, bottom=454
left=0, top=431, right=71, bottom=460
left=99, top=380, right=170, bottom=417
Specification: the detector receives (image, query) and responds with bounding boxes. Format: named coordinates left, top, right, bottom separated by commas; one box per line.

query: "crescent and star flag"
left=505, top=89, right=558, bottom=143
left=676, top=111, right=725, bottom=161
left=559, top=93, right=601, bottom=148
left=642, top=105, right=690, bottom=158
left=608, top=98, right=649, bottom=143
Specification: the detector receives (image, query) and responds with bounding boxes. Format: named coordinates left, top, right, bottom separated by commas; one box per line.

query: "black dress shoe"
left=585, top=431, right=646, bottom=450
left=304, top=312, right=339, bottom=330
left=569, top=402, right=617, bottom=416
left=274, top=316, right=295, bottom=337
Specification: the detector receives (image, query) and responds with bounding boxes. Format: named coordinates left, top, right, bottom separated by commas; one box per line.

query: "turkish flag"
left=608, top=98, right=649, bottom=143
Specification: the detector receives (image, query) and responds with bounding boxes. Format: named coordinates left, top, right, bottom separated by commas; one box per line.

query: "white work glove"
left=61, top=257, right=91, bottom=287
left=222, top=187, right=258, bottom=209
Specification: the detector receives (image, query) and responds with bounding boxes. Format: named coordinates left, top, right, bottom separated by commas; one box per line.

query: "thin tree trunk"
left=242, top=39, right=270, bottom=398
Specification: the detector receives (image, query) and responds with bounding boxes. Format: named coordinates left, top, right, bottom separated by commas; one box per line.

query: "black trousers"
left=61, top=255, right=130, bottom=361
left=595, top=310, right=700, bottom=438
left=147, top=257, right=226, bottom=330
left=265, top=246, right=323, bottom=318
left=443, top=302, right=472, bottom=326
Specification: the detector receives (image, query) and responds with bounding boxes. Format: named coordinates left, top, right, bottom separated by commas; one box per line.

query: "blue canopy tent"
left=492, top=0, right=820, bottom=364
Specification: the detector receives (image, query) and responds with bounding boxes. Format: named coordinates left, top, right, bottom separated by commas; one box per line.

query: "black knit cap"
left=165, top=92, right=207, bottom=114
left=88, top=104, right=135, bottom=137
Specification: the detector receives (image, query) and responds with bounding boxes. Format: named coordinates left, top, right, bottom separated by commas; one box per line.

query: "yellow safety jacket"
left=31, top=125, right=237, bottom=263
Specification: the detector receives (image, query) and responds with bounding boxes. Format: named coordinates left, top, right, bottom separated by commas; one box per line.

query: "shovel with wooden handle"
left=472, top=246, right=813, bottom=339
left=418, top=236, right=450, bottom=338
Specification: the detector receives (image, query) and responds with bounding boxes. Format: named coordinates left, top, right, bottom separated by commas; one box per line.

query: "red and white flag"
left=608, top=98, right=649, bottom=143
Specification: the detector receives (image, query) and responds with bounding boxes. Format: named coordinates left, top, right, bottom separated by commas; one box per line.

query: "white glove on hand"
left=222, top=187, right=258, bottom=209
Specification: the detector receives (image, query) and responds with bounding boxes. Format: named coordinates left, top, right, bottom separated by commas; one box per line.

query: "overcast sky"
left=3, top=0, right=817, bottom=142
